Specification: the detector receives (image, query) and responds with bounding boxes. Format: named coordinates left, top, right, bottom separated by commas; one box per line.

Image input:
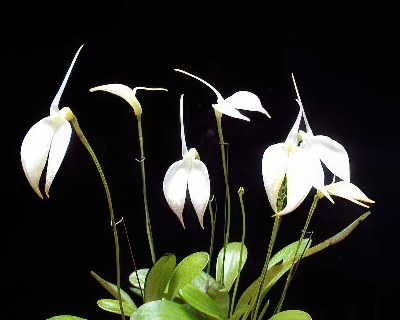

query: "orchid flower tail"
left=174, top=68, right=223, bottom=101
left=51, top=44, right=84, bottom=111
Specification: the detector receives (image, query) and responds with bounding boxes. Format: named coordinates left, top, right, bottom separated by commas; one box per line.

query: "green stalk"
left=136, top=115, right=156, bottom=264
left=214, top=109, right=231, bottom=284
left=206, top=199, right=216, bottom=277
left=248, top=214, right=281, bottom=320
left=274, top=193, right=320, bottom=314
left=229, top=187, right=247, bottom=319
left=70, top=115, right=125, bottom=320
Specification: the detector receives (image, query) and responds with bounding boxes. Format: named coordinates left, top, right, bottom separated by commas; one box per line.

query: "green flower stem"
left=214, top=110, right=231, bottom=284
left=206, top=200, right=216, bottom=277
left=70, top=115, right=125, bottom=320
left=230, top=187, right=247, bottom=319
left=248, top=214, right=281, bottom=320
left=136, top=115, right=156, bottom=264
left=274, top=193, right=320, bottom=314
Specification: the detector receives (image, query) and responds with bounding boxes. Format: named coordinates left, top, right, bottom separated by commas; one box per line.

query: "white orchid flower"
left=325, top=180, right=375, bottom=208
left=163, top=94, right=211, bottom=228
left=21, top=45, right=84, bottom=198
left=89, top=84, right=167, bottom=116
left=174, top=68, right=270, bottom=121
left=262, top=74, right=351, bottom=215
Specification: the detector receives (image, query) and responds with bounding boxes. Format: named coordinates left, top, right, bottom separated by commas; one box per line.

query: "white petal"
left=188, top=159, right=210, bottom=228
left=262, top=143, right=288, bottom=214
left=303, top=133, right=350, bottom=182
left=303, top=149, right=334, bottom=203
left=296, top=98, right=313, bottom=135
left=51, top=45, right=84, bottom=111
left=45, top=120, right=72, bottom=197
left=163, top=160, right=190, bottom=228
left=89, top=83, right=141, bottom=115
left=212, top=103, right=250, bottom=121
left=279, top=148, right=313, bottom=215
left=20, top=116, right=59, bottom=198
left=179, top=94, right=188, bottom=156
left=221, top=91, right=270, bottom=118
left=327, top=181, right=375, bottom=207
left=285, top=108, right=303, bottom=145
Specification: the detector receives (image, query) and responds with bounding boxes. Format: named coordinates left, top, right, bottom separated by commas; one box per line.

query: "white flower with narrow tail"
left=262, top=74, right=350, bottom=215
left=21, top=45, right=84, bottom=198
left=326, top=180, right=375, bottom=208
left=174, top=69, right=270, bottom=121
left=163, top=94, right=211, bottom=228
left=89, top=84, right=167, bottom=116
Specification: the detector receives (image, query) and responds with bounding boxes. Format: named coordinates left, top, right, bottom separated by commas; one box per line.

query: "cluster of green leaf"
left=48, top=210, right=370, bottom=320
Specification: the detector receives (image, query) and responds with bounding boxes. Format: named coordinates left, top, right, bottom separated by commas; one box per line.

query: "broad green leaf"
left=47, top=316, right=86, bottom=320
left=269, top=240, right=310, bottom=268
left=235, top=238, right=311, bottom=313
left=269, top=310, right=312, bottom=320
left=97, top=299, right=136, bottom=316
left=166, top=251, right=209, bottom=300
left=179, top=284, right=227, bottom=320
left=145, top=254, right=176, bottom=302
left=90, top=271, right=135, bottom=306
left=206, top=281, right=230, bottom=318
left=130, top=300, right=199, bottom=320
left=216, top=242, right=248, bottom=291
left=189, top=271, right=217, bottom=293
left=129, top=268, right=149, bottom=297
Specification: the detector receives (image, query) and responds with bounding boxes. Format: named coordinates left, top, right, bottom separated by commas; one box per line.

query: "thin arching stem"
left=70, top=115, right=125, bottom=320
left=229, top=187, right=247, bottom=319
left=274, top=193, right=320, bottom=314
left=136, top=115, right=156, bottom=264
left=206, top=199, right=216, bottom=277
left=248, top=214, right=281, bottom=320
left=214, top=109, right=231, bottom=284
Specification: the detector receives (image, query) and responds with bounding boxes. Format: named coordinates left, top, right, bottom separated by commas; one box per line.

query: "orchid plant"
left=20, top=46, right=374, bottom=320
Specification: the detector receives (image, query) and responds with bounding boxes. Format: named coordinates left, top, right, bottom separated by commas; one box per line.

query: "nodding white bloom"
left=163, top=94, right=210, bottom=228
left=89, top=84, right=167, bottom=117
left=262, top=74, right=350, bottom=215
left=174, top=69, right=270, bottom=121
left=325, top=180, right=375, bottom=208
left=21, top=45, right=84, bottom=198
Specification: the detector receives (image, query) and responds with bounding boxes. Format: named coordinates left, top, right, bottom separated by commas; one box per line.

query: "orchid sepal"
left=89, top=84, right=168, bottom=117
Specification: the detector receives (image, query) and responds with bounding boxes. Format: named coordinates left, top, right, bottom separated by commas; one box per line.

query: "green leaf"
left=129, top=268, right=149, bottom=297
left=206, top=281, right=230, bottom=318
left=130, top=300, right=200, bottom=320
left=166, top=251, right=209, bottom=300
left=189, top=271, right=217, bottom=293
left=47, top=316, right=87, bottom=320
left=97, top=299, right=137, bottom=316
left=90, top=271, right=135, bottom=306
left=179, top=284, right=227, bottom=320
left=216, top=242, right=248, bottom=291
left=269, top=310, right=312, bottom=320
left=230, top=304, right=249, bottom=320
left=235, top=238, right=311, bottom=313
left=145, top=253, right=176, bottom=302
left=269, top=239, right=311, bottom=268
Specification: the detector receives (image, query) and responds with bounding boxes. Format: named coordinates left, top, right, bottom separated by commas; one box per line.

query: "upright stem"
left=274, top=193, right=320, bottom=314
left=249, top=215, right=281, bottom=320
left=136, top=115, right=156, bottom=264
left=206, top=200, right=216, bottom=277
left=229, top=187, right=247, bottom=319
left=70, top=115, right=125, bottom=320
left=214, top=110, right=231, bottom=283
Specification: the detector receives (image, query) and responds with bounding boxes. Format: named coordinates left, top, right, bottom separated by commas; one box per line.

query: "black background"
left=3, top=3, right=398, bottom=319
